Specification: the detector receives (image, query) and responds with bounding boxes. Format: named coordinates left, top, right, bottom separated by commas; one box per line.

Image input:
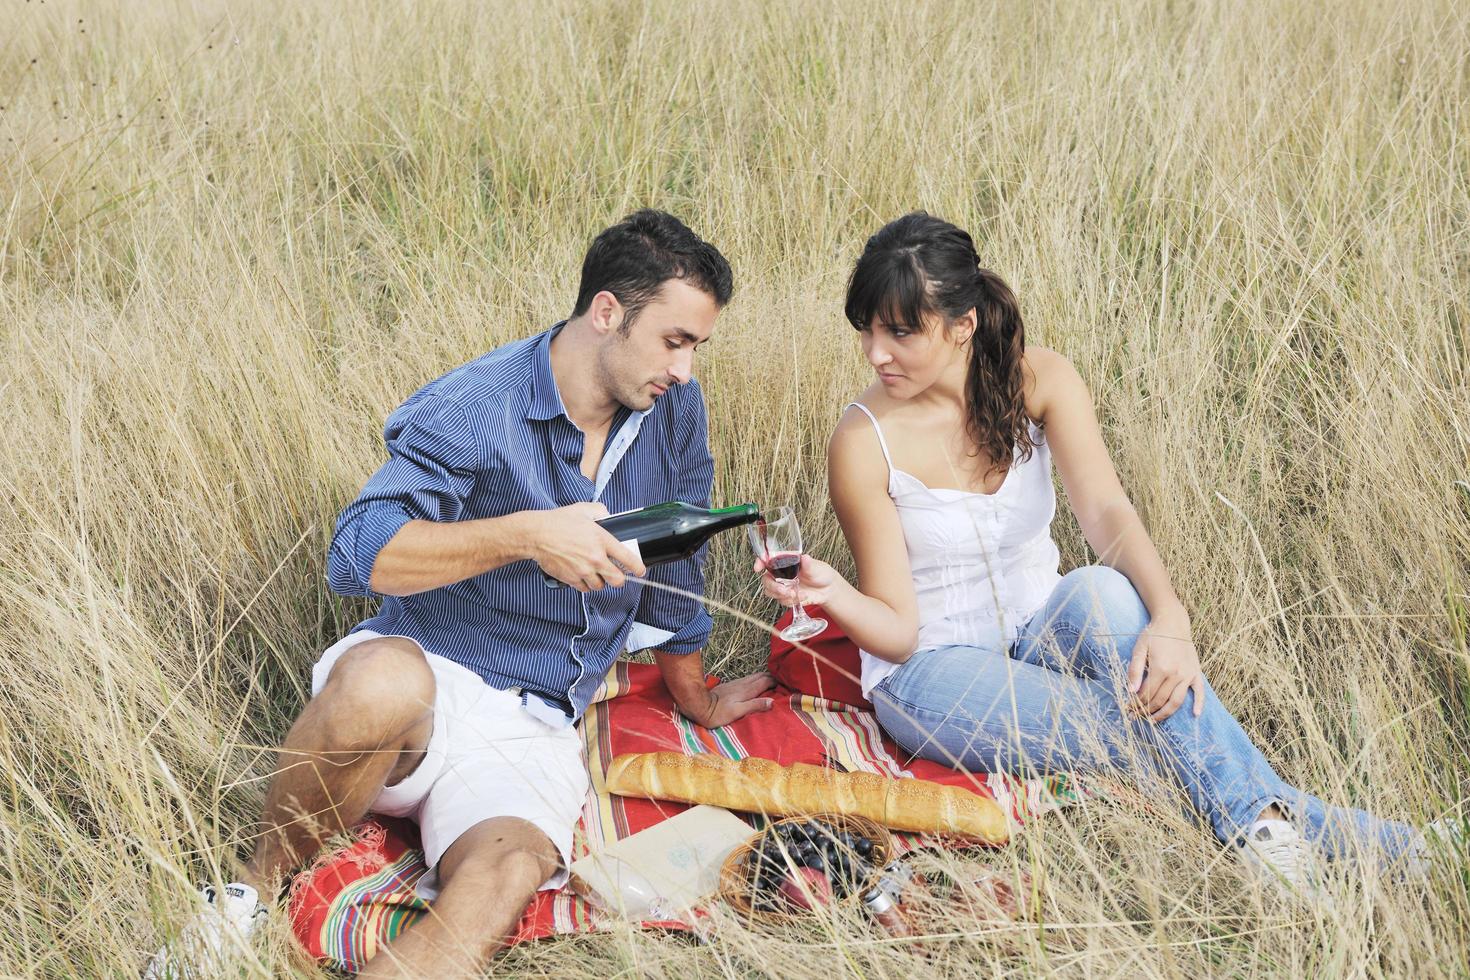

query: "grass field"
left=3, top=0, right=1469, bottom=975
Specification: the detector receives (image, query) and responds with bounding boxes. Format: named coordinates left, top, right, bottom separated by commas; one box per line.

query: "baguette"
left=605, top=751, right=1008, bottom=843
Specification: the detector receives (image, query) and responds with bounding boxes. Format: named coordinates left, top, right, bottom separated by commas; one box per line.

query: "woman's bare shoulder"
left=1022, top=345, right=1074, bottom=383
left=1021, top=346, right=1086, bottom=419
left=829, top=387, right=891, bottom=474
left=833, top=383, right=887, bottom=434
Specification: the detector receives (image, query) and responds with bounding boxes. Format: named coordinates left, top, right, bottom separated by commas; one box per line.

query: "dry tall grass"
left=3, top=0, right=1468, bottom=975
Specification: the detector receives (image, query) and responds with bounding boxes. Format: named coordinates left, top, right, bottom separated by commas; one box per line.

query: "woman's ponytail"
left=965, top=267, right=1039, bottom=477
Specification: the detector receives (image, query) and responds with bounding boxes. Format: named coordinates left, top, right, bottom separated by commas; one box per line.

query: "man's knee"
left=314, top=638, right=436, bottom=747
left=438, top=817, right=561, bottom=897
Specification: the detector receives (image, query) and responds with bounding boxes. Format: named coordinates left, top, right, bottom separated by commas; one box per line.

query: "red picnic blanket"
left=289, top=661, right=1084, bottom=971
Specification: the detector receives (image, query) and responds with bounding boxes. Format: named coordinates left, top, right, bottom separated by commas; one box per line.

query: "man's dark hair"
left=572, top=209, right=733, bottom=329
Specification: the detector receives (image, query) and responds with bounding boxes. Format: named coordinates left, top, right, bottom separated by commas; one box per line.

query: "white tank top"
left=845, top=403, right=1063, bottom=697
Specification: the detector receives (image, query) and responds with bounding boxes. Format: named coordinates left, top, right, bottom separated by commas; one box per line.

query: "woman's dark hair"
left=844, top=211, right=1038, bottom=476
left=573, top=209, right=733, bottom=330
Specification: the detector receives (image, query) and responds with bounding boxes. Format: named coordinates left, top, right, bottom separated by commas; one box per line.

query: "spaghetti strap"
left=844, top=402, right=896, bottom=477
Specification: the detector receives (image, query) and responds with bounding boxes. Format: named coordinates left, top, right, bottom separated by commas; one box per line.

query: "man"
left=148, top=209, right=776, bottom=977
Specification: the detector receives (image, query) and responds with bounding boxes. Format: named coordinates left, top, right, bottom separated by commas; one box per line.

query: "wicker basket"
left=718, top=813, right=894, bottom=926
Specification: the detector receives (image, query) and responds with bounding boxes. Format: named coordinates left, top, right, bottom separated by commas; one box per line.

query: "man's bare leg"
left=358, top=817, right=560, bottom=978
left=240, top=637, right=436, bottom=894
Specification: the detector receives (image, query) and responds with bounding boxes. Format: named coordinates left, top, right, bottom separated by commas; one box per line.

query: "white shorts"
left=311, top=631, right=587, bottom=892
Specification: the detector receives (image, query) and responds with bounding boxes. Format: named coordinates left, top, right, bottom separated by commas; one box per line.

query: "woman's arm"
left=761, top=407, right=920, bottom=661
left=1031, top=348, right=1205, bottom=720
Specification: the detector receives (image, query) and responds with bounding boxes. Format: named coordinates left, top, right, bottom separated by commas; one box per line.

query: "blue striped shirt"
left=326, top=323, right=714, bottom=723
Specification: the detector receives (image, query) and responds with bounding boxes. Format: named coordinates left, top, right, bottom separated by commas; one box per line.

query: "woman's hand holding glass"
left=753, top=552, right=844, bottom=608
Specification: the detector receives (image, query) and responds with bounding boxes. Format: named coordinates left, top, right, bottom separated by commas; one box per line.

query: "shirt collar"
left=527, top=321, right=657, bottom=431
left=527, top=321, right=569, bottom=421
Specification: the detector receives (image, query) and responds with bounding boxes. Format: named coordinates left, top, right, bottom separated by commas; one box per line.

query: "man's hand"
left=696, top=671, right=778, bottom=729
left=1125, top=609, right=1205, bottom=722
left=653, top=650, right=776, bottom=729
left=522, top=502, right=646, bottom=591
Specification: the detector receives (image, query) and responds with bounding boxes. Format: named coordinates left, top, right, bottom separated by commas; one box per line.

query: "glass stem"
left=790, top=583, right=812, bottom=625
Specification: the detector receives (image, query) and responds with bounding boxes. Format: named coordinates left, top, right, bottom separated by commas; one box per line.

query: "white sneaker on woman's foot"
left=1402, top=817, right=1467, bottom=879
left=143, top=882, right=267, bottom=979
left=1237, top=819, right=1335, bottom=910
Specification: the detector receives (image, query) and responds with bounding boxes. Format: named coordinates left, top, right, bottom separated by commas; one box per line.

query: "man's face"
left=596, top=279, right=719, bottom=411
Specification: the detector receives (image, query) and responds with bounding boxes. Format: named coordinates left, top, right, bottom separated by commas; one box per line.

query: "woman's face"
left=859, top=308, right=972, bottom=398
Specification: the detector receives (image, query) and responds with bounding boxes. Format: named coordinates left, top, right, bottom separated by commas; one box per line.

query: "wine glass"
left=747, top=506, right=829, bottom=643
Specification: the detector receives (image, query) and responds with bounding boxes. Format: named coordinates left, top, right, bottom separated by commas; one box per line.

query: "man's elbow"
left=346, top=515, right=421, bottom=596
left=367, top=557, right=422, bottom=597
left=325, top=544, right=373, bottom=598
left=366, top=567, right=399, bottom=597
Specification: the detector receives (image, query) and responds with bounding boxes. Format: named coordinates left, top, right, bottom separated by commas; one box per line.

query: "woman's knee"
left=1054, top=566, right=1149, bottom=632
left=1031, top=567, right=1149, bottom=679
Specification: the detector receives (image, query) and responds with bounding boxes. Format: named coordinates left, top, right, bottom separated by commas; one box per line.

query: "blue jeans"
left=872, top=566, right=1420, bottom=864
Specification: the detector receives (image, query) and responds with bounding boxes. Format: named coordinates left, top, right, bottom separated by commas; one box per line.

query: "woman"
left=763, top=212, right=1443, bottom=899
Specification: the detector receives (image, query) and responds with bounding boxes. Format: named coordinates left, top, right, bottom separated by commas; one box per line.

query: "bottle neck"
left=862, top=888, right=896, bottom=912
left=706, top=503, right=761, bottom=530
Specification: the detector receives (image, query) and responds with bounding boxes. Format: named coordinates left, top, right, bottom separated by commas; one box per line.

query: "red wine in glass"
left=768, top=553, right=802, bottom=580
left=746, top=507, right=827, bottom=642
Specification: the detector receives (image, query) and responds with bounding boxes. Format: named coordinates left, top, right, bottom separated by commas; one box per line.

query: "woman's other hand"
left=1126, top=608, right=1205, bottom=722
left=753, top=554, right=844, bottom=607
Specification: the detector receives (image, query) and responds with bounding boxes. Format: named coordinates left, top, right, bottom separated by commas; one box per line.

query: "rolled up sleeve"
left=327, top=396, right=479, bottom=596
left=632, top=383, right=715, bottom=654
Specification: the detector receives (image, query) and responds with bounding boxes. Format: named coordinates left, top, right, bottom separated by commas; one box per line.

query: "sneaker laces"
left=1238, top=819, right=1334, bottom=909
left=143, top=882, right=266, bottom=979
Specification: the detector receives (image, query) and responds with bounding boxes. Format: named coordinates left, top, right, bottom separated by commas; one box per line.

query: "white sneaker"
left=1402, top=817, right=1467, bottom=879
left=1237, top=819, right=1335, bottom=911
left=143, top=882, right=267, bottom=979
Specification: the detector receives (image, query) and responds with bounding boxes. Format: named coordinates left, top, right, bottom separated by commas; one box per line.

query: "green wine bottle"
left=542, top=501, right=762, bottom=588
